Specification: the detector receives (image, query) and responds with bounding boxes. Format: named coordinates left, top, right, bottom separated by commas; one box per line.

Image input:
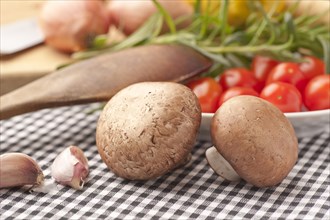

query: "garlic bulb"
left=51, top=146, right=89, bottom=190
left=0, top=153, right=44, bottom=189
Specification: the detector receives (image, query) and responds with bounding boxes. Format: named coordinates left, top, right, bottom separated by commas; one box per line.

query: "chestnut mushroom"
left=96, top=82, right=201, bottom=180
left=206, top=96, right=298, bottom=187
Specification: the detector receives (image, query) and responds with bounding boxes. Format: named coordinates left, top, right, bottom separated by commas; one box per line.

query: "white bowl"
left=198, top=109, right=330, bottom=141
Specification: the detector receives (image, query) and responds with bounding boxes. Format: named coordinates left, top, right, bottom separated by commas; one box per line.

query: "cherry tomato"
left=251, top=56, right=279, bottom=86
left=299, top=56, right=325, bottom=81
left=304, top=75, right=330, bottom=111
left=266, top=62, right=308, bottom=95
left=187, top=77, right=223, bottom=113
left=219, top=68, right=260, bottom=92
left=260, top=82, right=302, bottom=113
left=218, top=87, right=259, bottom=107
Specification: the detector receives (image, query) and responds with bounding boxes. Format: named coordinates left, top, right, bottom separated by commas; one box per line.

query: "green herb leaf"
left=152, top=0, right=176, bottom=34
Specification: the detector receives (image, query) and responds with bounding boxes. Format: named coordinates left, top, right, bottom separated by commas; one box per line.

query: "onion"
left=108, top=0, right=193, bottom=35
left=39, top=0, right=110, bottom=53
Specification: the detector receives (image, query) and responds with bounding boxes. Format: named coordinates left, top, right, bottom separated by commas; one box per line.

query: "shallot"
left=107, top=0, right=193, bottom=35
left=39, top=0, right=110, bottom=53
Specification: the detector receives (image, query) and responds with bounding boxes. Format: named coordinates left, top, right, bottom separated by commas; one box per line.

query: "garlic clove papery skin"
left=0, top=153, right=44, bottom=189
left=51, top=146, right=89, bottom=190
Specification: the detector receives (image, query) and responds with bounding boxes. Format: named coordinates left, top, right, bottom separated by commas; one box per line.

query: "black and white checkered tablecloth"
left=0, top=104, right=329, bottom=219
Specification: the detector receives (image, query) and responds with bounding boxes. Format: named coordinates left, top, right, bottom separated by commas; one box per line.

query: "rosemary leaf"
left=152, top=0, right=176, bottom=34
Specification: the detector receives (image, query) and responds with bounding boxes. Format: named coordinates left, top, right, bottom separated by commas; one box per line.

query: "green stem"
left=220, top=0, right=229, bottom=42
left=152, top=0, right=176, bottom=34
left=249, top=1, right=276, bottom=45
left=203, top=36, right=293, bottom=54
left=317, top=36, right=330, bottom=73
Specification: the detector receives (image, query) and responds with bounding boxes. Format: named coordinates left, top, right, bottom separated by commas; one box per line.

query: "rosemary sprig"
left=73, top=0, right=330, bottom=74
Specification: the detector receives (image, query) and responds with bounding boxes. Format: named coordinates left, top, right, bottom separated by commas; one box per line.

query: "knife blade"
left=0, top=17, right=44, bottom=55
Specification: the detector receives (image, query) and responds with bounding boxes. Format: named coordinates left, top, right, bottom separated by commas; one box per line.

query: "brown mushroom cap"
left=96, top=82, right=201, bottom=180
left=211, top=95, right=298, bottom=187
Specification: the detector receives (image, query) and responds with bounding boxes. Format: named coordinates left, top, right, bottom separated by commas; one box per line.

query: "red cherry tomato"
left=219, top=68, right=260, bottom=92
left=304, top=75, right=330, bottom=111
left=251, top=56, right=279, bottom=85
left=299, top=56, right=325, bottom=81
left=260, top=82, right=302, bottom=113
left=266, top=62, right=308, bottom=95
left=218, top=87, right=259, bottom=107
left=187, top=77, right=223, bottom=113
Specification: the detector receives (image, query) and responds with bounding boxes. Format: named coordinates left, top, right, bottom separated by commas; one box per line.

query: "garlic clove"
left=205, top=146, right=241, bottom=182
left=51, top=146, right=89, bottom=190
left=0, top=153, right=44, bottom=189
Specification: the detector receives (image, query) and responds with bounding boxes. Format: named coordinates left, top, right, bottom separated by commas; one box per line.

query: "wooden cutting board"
left=0, top=0, right=72, bottom=95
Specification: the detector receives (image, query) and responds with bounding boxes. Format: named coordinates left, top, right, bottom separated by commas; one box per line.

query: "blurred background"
left=0, top=1, right=71, bottom=95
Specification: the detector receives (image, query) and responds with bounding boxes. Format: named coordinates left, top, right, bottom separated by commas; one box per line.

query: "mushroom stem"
left=205, top=146, right=240, bottom=182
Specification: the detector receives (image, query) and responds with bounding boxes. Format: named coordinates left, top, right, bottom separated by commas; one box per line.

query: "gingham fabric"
left=1, top=104, right=329, bottom=219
